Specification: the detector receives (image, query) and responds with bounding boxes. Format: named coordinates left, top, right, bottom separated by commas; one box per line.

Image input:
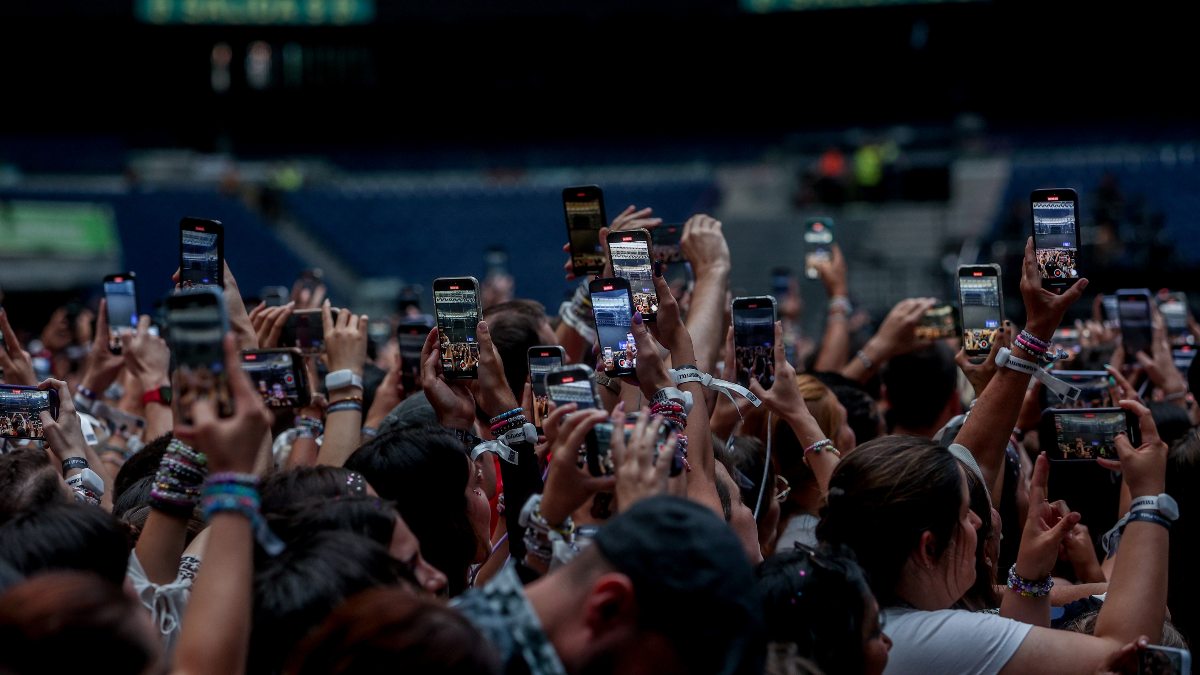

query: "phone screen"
left=434, top=281, right=480, bottom=379
left=959, top=273, right=1002, bottom=354
left=915, top=304, right=958, bottom=340
left=0, top=387, right=56, bottom=439
left=1118, top=293, right=1153, bottom=357
left=241, top=351, right=306, bottom=409
left=1041, top=371, right=1113, bottom=409
left=1032, top=196, right=1080, bottom=284
left=180, top=221, right=223, bottom=288
left=565, top=188, right=607, bottom=275
left=733, top=299, right=776, bottom=389
left=398, top=318, right=433, bottom=391
left=1138, top=645, right=1190, bottom=675
left=1048, top=410, right=1127, bottom=461
left=651, top=224, right=685, bottom=263
left=547, top=370, right=599, bottom=410
left=590, top=283, right=636, bottom=376
left=608, top=234, right=659, bottom=319
left=529, top=350, right=564, bottom=429
left=281, top=309, right=329, bottom=354
left=1158, top=293, right=1191, bottom=346
left=804, top=218, right=834, bottom=279
left=167, top=292, right=232, bottom=424
left=104, top=276, right=138, bottom=350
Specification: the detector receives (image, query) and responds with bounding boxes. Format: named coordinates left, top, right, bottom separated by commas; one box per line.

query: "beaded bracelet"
left=490, top=415, right=527, bottom=436
left=489, top=408, right=524, bottom=425
left=327, top=400, right=364, bottom=415
left=1006, top=564, right=1053, bottom=598
left=150, top=439, right=208, bottom=517
left=1018, top=330, right=1049, bottom=350
left=201, top=474, right=285, bottom=555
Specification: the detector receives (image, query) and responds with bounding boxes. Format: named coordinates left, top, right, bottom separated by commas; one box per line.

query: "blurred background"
left=1, top=0, right=1197, bottom=340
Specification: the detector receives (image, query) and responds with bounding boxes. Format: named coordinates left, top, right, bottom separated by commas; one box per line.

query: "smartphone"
left=1139, top=644, right=1191, bottom=675
left=280, top=308, right=340, bottom=354
left=589, top=278, right=637, bottom=377
left=915, top=304, right=958, bottom=340
left=1040, top=371, right=1113, bottom=409
left=803, top=218, right=834, bottom=280
left=103, top=272, right=139, bottom=354
left=1174, top=346, right=1196, bottom=375
left=484, top=246, right=509, bottom=278
left=166, top=288, right=233, bottom=425
left=260, top=286, right=290, bottom=307
left=606, top=229, right=659, bottom=321
left=179, top=218, right=224, bottom=289
left=1030, top=189, right=1080, bottom=292
left=1117, top=288, right=1154, bottom=357
left=241, top=349, right=310, bottom=409
left=957, top=264, right=1003, bottom=358
left=545, top=364, right=600, bottom=410
left=621, top=413, right=683, bottom=477
left=91, top=401, right=146, bottom=440
left=1039, top=408, right=1138, bottom=462
left=0, top=385, right=59, bottom=439
left=397, top=315, right=435, bottom=393
left=1051, top=327, right=1082, bottom=362
left=1157, top=291, right=1192, bottom=347
left=433, top=277, right=481, bottom=380
left=563, top=186, right=607, bottom=278
left=297, top=269, right=324, bottom=293
left=732, top=296, right=777, bottom=390
left=651, top=224, right=685, bottom=263
left=528, top=346, right=566, bottom=431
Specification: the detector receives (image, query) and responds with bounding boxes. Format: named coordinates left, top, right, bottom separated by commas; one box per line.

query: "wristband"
left=76, top=386, right=98, bottom=401
left=489, top=408, right=525, bottom=425
left=72, top=394, right=95, bottom=415
left=327, top=400, right=363, bottom=415
left=65, top=468, right=105, bottom=497
left=592, top=371, right=622, bottom=395
left=61, top=457, right=89, bottom=473
left=1006, top=564, right=1053, bottom=598
left=1124, top=510, right=1172, bottom=531
left=324, top=369, right=364, bottom=392
left=669, top=366, right=762, bottom=408
left=651, top=386, right=694, bottom=415
left=448, top=427, right=482, bottom=451
left=854, top=349, right=874, bottom=371
left=996, top=347, right=1081, bottom=404
left=828, top=297, right=853, bottom=315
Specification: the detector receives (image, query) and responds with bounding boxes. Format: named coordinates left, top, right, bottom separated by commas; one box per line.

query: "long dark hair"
left=816, top=435, right=964, bottom=606
left=757, top=544, right=874, bottom=675
left=345, top=422, right=478, bottom=596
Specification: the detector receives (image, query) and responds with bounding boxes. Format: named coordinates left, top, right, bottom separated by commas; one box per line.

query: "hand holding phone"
left=914, top=304, right=958, bottom=341
left=958, top=265, right=1003, bottom=358
left=103, top=273, right=138, bottom=354
left=167, top=288, right=234, bottom=425
left=1117, top=289, right=1154, bottom=358
left=1039, top=407, right=1139, bottom=461
left=240, top=349, right=310, bottom=409
left=564, top=186, right=608, bottom=277
left=1031, top=189, right=1080, bottom=293
left=528, top=346, right=566, bottom=431
left=0, top=384, right=58, bottom=439
left=433, top=277, right=481, bottom=380
left=589, top=278, right=637, bottom=377
left=398, top=316, right=435, bottom=393
left=179, top=218, right=224, bottom=289
left=804, top=218, right=835, bottom=280
left=1139, top=644, right=1191, bottom=675
left=733, top=296, right=777, bottom=389
left=606, top=229, right=659, bottom=321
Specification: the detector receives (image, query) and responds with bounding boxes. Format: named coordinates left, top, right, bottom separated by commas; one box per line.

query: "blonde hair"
left=794, top=375, right=844, bottom=439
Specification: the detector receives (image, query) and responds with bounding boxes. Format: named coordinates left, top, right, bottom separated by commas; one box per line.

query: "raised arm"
left=123, top=315, right=174, bottom=442
left=955, top=238, right=1086, bottom=501
left=680, top=214, right=731, bottom=375
left=812, top=244, right=852, bottom=373
left=839, top=297, right=937, bottom=384
left=316, top=301, right=369, bottom=467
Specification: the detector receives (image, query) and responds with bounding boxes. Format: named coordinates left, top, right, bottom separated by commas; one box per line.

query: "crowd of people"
left=0, top=202, right=1195, bottom=675
left=1037, top=248, right=1080, bottom=280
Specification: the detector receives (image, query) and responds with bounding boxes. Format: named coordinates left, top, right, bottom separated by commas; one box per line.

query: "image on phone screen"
left=0, top=387, right=56, bottom=439
left=1041, top=371, right=1113, bottom=409
left=608, top=234, right=659, bottom=318
left=1048, top=410, right=1128, bottom=461
left=434, top=282, right=480, bottom=378
left=281, top=309, right=330, bottom=354
left=104, top=275, right=139, bottom=351
left=1139, top=645, right=1190, bottom=675
left=959, top=274, right=1002, bottom=353
left=529, top=351, right=564, bottom=428
left=734, top=301, right=776, bottom=389
left=241, top=351, right=306, bottom=409
left=590, top=284, right=637, bottom=376
left=804, top=218, right=834, bottom=279
left=1158, top=292, right=1191, bottom=346
left=915, top=304, right=958, bottom=340
left=180, top=226, right=222, bottom=288
left=168, top=293, right=233, bottom=425
left=565, top=188, right=607, bottom=275
left=546, top=369, right=599, bottom=410
left=1032, top=197, right=1079, bottom=283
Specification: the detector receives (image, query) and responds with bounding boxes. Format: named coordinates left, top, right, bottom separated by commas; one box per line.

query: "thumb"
left=1049, top=511, right=1082, bottom=539
left=1135, top=350, right=1154, bottom=370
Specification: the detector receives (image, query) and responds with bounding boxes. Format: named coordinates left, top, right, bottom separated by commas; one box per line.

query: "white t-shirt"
left=881, top=607, right=1032, bottom=675
left=775, top=513, right=819, bottom=551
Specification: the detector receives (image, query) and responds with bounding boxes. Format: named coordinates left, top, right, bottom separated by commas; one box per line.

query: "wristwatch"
left=325, top=369, right=364, bottom=392
left=142, top=386, right=173, bottom=407
left=1130, top=493, right=1180, bottom=521
left=592, top=372, right=622, bottom=395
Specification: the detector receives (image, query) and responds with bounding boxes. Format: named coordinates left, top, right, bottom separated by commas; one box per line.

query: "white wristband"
left=669, top=366, right=762, bottom=408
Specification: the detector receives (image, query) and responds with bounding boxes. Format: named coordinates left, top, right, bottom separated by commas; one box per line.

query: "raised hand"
left=1020, top=236, right=1088, bottom=341
left=612, top=408, right=674, bottom=512
left=468, top=320, right=519, bottom=420
left=1013, top=453, right=1081, bottom=582
left=0, top=308, right=36, bottom=385
left=1096, top=399, right=1168, bottom=499
left=420, top=327, right=475, bottom=430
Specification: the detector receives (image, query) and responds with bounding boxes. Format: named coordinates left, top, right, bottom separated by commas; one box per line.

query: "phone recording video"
left=179, top=218, right=224, bottom=289
left=915, top=304, right=958, bottom=340
left=433, top=277, right=481, bottom=379
left=1157, top=291, right=1192, bottom=347
left=1138, top=644, right=1191, bottom=675
left=280, top=309, right=337, bottom=354
left=240, top=349, right=309, bottom=409
left=167, top=289, right=233, bottom=425
left=545, top=365, right=600, bottom=410
left=621, top=413, right=683, bottom=477
left=1041, top=408, right=1136, bottom=462
left=103, top=273, right=138, bottom=354
left=733, top=296, right=776, bottom=390
left=803, top=218, right=834, bottom=280
left=0, top=386, right=58, bottom=439
left=958, top=265, right=1002, bottom=357
left=528, top=346, right=566, bottom=430
left=607, top=230, right=659, bottom=320
left=651, top=224, right=685, bottom=263
left=398, top=316, right=435, bottom=392
left=1040, top=371, right=1113, bottom=409
left=1117, top=289, right=1154, bottom=357
left=589, top=279, right=637, bottom=377
left=1031, top=189, right=1080, bottom=291
left=563, top=186, right=607, bottom=277
left=260, top=286, right=289, bottom=308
